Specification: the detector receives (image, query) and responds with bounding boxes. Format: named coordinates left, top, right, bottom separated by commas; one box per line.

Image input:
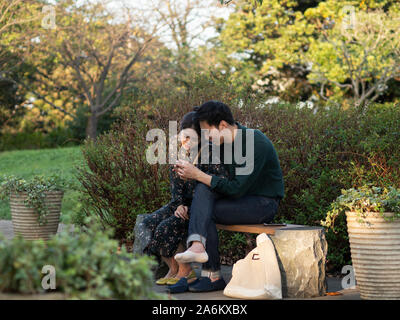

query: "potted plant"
left=0, top=174, right=67, bottom=240
left=323, top=185, right=400, bottom=300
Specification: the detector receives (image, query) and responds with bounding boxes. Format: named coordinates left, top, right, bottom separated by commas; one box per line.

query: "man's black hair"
left=193, top=100, right=235, bottom=127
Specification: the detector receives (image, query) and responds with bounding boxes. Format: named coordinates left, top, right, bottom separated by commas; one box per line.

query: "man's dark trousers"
left=187, top=183, right=280, bottom=271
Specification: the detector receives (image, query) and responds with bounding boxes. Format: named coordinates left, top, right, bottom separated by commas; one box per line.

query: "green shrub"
left=218, top=230, right=251, bottom=265
left=0, top=217, right=164, bottom=300
left=0, top=128, right=78, bottom=152
left=76, top=118, right=170, bottom=241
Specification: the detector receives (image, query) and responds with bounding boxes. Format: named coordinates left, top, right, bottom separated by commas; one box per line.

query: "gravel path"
left=0, top=220, right=14, bottom=240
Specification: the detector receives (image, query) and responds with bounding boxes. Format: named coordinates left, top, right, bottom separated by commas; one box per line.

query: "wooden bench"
left=216, top=223, right=288, bottom=236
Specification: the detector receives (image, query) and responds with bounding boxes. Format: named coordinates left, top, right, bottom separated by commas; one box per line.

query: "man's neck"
left=231, top=123, right=239, bottom=142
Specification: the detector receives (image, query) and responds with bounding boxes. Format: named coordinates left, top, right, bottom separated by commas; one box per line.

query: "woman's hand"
left=174, top=205, right=189, bottom=220
left=174, top=160, right=201, bottom=180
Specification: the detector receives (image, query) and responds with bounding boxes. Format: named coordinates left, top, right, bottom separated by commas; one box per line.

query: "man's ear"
left=218, top=120, right=229, bottom=131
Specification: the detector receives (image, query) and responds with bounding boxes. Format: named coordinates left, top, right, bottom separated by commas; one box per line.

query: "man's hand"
left=174, top=205, right=189, bottom=220
left=174, top=160, right=201, bottom=180
left=174, top=160, right=213, bottom=187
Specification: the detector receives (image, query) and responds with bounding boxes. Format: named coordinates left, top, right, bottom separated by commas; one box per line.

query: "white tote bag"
left=223, top=233, right=282, bottom=300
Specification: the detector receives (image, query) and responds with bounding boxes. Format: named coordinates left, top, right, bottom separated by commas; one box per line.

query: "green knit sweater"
left=210, top=122, right=284, bottom=199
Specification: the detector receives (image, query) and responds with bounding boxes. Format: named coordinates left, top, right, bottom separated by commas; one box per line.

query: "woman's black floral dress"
left=142, top=144, right=228, bottom=258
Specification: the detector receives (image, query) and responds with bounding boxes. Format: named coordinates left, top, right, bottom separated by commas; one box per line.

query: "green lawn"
left=0, top=146, right=87, bottom=221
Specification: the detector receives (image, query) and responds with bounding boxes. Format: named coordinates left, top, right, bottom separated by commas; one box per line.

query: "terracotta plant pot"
left=346, top=211, right=400, bottom=300
left=10, top=191, right=64, bottom=240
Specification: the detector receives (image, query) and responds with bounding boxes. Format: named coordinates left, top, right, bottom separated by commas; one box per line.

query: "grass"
left=0, top=146, right=87, bottom=222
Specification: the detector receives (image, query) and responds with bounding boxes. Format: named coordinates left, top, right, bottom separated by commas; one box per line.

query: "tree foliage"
left=217, top=0, right=400, bottom=104
left=306, top=8, right=400, bottom=109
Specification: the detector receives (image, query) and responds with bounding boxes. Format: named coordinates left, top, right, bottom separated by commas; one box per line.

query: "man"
left=174, top=100, right=284, bottom=292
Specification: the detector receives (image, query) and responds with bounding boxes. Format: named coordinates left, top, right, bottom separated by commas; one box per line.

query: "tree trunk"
left=86, top=113, right=98, bottom=140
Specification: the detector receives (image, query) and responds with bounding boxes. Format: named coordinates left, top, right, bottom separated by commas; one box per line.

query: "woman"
left=141, top=109, right=228, bottom=286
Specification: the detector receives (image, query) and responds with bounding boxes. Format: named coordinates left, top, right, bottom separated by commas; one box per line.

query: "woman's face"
left=179, top=128, right=199, bottom=151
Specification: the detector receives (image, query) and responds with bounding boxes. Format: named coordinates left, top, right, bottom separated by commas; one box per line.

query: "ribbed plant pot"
left=346, top=211, right=400, bottom=300
left=10, top=190, right=63, bottom=240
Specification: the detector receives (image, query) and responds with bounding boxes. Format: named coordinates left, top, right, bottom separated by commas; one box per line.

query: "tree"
left=139, top=0, right=228, bottom=88
left=147, top=0, right=215, bottom=52
left=0, top=0, right=41, bottom=77
left=24, top=0, right=164, bottom=140
left=0, top=0, right=42, bottom=130
left=217, top=0, right=320, bottom=100
left=306, top=9, right=400, bottom=109
left=217, top=0, right=400, bottom=103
